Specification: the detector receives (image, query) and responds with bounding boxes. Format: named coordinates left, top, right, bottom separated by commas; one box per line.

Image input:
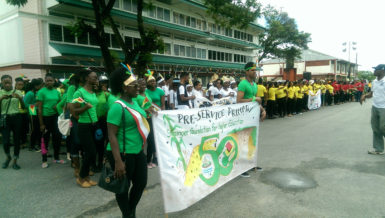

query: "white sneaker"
left=368, top=150, right=385, bottom=155
left=240, top=172, right=250, bottom=178
left=42, top=162, right=48, bottom=168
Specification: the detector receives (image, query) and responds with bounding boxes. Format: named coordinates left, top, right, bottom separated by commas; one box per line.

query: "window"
left=89, top=31, right=98, bottom=45
left=49, top=24, right=62, bottom=41
left=186, top=16, right=190, bottom=26
left=77, top=32, right=88, bottom=45
left=217, top=25, right=221, bottom=35
left=123, top=0, right=131, bottom=11
left=208, top=50, right=213, bottom=60
left=63, top=26, right=75, bottom=43
left=111, top=34, right=120, bottom=48
left=164, top=43, right=171, bottom=55
left=225, top=28, right=232, bottom=37
left=179, top=14, right=185, bottom=25
left=186, top=46, right=191, bottom=57
left=149, top=7, right=156, bottom=18
left=113, top=0, right=120, bottom=8
left=190, top=18, right=196, bottom=28
left=201, top=49, right=206, bottom=59
left=197, top=48, right=202, bottom=59
left=202, top=21, right=207, bottom=31
left=164, top=9, right=170, bottom=21
left=134, top=38, right=140, bottom=49
left=196, top=20, right=202, bottom=30
left=125, top=36, right=133, bottom=49
left=157, top=7, right=163, bottom=20
left=247, top=34, right=253, bottom=42
left=191, top=47, right=196, bottom=58
left=180, top=45, right=185, bottom=56
left=211, top=23, right=216, bottom=33
left=132, top=0, right=137, bottom=12
left=173, top=12, right=179, bottom=23
left=174, top=45, right=179, bottom=56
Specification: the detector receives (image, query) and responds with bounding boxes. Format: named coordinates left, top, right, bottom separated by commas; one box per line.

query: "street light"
left=342, top=41, right=357, bottom=79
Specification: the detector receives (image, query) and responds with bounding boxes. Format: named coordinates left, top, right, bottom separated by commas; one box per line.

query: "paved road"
left=1, top=100, right=383, bottom=218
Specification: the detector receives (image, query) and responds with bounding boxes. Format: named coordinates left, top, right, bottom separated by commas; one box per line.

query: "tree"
left=357, top=71, right=376, bottom=81
left=258, top=5, right=311, bottom=69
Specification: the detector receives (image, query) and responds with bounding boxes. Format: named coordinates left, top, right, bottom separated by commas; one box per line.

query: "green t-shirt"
left=56, top=93, right=67, bottom=115
left=134, top=93, right=152, bottom=110
left=0, top=90, right=23, bottom=115
left=73, top=87, right=98, bottom=123
left=107, top=93, right=120, bottom=108
left=36, top=87, right=61, bottom=116
left=66, top=85, right=77, bottom=103
left=24, top=90, right=37, bottom=115
left=96, top=91, right=110, bottom=117
left=106, top=99, right=147, bottom=154
left=238, top=79, right=258, bottom=99
left=145, top=88, right=164, bottom=107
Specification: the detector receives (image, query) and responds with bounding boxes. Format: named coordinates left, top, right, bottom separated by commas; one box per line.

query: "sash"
left=115, top=100, right=150, bottom=147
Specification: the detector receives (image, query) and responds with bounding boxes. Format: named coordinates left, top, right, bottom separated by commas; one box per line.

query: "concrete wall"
left=0, top=17, right=24, bottom=66
left=0, top=69, right=45, bottom=80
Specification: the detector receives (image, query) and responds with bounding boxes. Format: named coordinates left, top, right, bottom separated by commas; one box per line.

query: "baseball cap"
left=244, top=62, right=257, bottom=70
left=373, top=64, right=385, bottom=71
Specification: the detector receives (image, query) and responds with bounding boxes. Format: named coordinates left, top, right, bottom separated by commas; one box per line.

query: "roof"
left=260, top=49, right=356, bottom=65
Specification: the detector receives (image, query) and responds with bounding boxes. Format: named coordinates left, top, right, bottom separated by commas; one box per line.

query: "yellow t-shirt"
left=321, top=84, right=326, bottom=94
left=268, top=87, right=277, bottom=101
left=276, top=86, right=286, bottom=99
left=326, top=84, right=334, bottom=93
left=306, top=85, right=313, bottom=95
left=297, top=87, right=304, bottom=99
left=313, top=84, right=321, bottom=93
left=257, top=85, right=267, bottom=97
left=287, top=87, right=295, bottom=99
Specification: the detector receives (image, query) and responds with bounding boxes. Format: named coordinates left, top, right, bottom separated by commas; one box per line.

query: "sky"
left=258, top=0, right=385, bottom=71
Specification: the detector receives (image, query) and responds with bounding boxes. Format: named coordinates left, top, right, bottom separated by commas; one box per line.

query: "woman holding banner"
left=107, top=66, right=149, bottom=218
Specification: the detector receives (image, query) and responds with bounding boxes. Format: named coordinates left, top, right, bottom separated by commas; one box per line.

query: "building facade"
left=0, top=0, right=264, bottom=81
left=260, top=49, right=358, bottom=81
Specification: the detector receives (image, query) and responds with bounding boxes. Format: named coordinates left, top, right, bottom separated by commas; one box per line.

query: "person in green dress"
left=107, top=66, right=148, bottom=217
left=24, top=78, right=44, bottom=151
left=0, top=75, right=25, bottom=170
left=36, top=73, right=64, bottom=168
left=72, top=69, right=99, bottom=188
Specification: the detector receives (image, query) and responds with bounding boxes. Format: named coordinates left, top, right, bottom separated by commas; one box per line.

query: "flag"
left=72, top=97, right=85, bottom=104
left=29, top=105, right=37, bottom=115
left=142, top=96, right=150, bottom=108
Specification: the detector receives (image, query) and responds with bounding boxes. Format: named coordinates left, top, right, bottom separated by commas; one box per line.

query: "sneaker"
left=76, top=178, right=91, bottom=188
left=12, top=163, right=21, bottom=170
left=240, top=172, right=250, bottom=178
left=2, top=158, right=11, bottom=169
left=85, top=177, right=97, bottom=186
left=66, top=153, right=71, bottom=161
left=42, top=162, right=49, bottom=168
left=368, top=150, right=385, bottom=155
left=53, top=159, right=66, bottom=164
left=256, top=166, right=263, bottom=171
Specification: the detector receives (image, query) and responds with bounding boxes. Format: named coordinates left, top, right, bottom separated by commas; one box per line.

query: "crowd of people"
left=0, top=61, right=369, bottom=217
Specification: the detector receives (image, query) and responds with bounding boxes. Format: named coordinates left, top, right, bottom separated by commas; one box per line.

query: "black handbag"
left=0, top=91, right=15, bottom=129
left=98, top=104, right=128, bottom=194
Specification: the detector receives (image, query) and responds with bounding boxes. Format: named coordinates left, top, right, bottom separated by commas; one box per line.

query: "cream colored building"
left=260, top=49, right=358, bottom=81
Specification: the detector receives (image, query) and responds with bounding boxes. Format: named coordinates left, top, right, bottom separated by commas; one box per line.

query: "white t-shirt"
left=187, top=91, right=193, bottom=108
left=192, top=89, right=203, bottom=108
left=372, top=77, right=385, bottom=108
left=162, top=85, right=169, bottom=101
left=209, top=86, right=220, bottom=100
left=169, top=89, right=178, bottom=108
left=220, top=88, right=237, bottom=103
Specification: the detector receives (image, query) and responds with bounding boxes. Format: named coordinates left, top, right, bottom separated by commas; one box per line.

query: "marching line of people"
left=0, top=61, right=369, bottom=217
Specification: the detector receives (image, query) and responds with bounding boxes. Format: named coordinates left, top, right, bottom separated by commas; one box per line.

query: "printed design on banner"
left=163, top=114, right=257, bottom=187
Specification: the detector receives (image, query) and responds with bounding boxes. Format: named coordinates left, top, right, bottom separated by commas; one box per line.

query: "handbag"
left=58, top=103, right=71, bottom=136
left=98, top=104, right=128, bottom=194
left=0, top=91, right=15, bottom=129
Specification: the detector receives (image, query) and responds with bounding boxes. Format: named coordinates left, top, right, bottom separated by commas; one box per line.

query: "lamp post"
left=342, top=41, right=357, bottom=79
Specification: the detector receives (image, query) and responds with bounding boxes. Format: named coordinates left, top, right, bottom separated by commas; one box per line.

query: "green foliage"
left=6, top=0, right=28, bottom=7
left=357, top=71, right=376, bottom=81
left=258, top=5, right=311, bottom=68
left=205, top=0, right=262, bottom=29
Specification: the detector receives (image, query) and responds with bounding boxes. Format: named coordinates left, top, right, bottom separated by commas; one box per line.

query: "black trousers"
left=267, top=100, right=276, bottom=118
left=147, top=118, right=156, bottom=164
left=95, top=116, right=107, bottom=168
left=287, top=98, right=296, bottom=114
left=70, top=117, right=81, bottom=157
left=78, top=123, right=97, bottom=178
left=20, top=113, right=29, bottom=145
left=334, top=92, right=339, bottom=104
left=42, top=115, right=62, bottom=162
left=2, top=114, right=22, bottom=158
left=107, top=151, right=147, bottom=217
left=296, top=98, right=303, bottom=113
left=30, top=115, right=41, bottom=148
left=326, top=91, right=333, bottom=106
left=277, top=97, right=287, bottom=117
left=303, top=95, right=308, bottom=110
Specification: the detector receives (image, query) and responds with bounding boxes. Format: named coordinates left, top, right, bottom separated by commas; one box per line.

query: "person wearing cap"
left=237, top=62, right=266, bottom=177
left=361, top=64, right=385, bottom=155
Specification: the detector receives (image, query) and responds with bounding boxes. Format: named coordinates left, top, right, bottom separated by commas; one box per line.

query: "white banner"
left=153, top=102, right=260, bottom=213
left=308, top=90, right=321, bottom=110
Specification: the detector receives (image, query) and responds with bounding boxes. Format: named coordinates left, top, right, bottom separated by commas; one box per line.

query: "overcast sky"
left=258, top=0, right=384, bottom=71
